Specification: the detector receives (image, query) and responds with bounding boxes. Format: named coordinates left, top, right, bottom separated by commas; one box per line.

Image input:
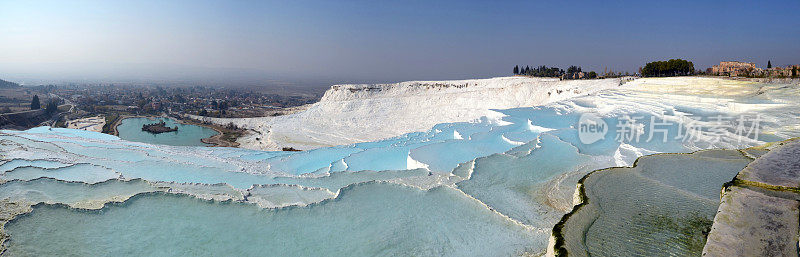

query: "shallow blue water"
left=116, top=117, right=218, bottom=146
left=5, top=183, right=538, bottom=257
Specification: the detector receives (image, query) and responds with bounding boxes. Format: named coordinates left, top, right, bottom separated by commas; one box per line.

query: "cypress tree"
left=45, top=100, right=57, bottom=114
left=31, top=95, right=41, bottom=110
left=767, top=60, right=772, bottom=69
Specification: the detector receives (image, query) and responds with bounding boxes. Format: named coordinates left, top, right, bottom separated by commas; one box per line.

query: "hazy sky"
left=1, top=0, right=798, bottom=86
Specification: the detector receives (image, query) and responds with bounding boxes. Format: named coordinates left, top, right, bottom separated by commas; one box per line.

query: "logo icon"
left=578, top=113, right=608, bottom=144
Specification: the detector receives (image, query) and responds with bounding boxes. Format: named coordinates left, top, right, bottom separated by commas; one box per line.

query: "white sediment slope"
left=194, top=76, right=624, bottom=150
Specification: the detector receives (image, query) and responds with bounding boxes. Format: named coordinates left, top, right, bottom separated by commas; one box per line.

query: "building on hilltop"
left=710, top=61, right=762, bottom=77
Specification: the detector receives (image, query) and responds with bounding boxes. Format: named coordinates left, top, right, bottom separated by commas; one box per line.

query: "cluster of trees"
left=30, top=95, right=60, bottom=113
left=44, top=100, right=59, bottom=114
left=566, top=66, right=581, bottom=74
left=514, top=65, right=598, bottom=79
left=641, top=59, right=694, bottom=77
left=513, top=65, right=564, bottom=77
left=566, top=66, right=597, bottom=79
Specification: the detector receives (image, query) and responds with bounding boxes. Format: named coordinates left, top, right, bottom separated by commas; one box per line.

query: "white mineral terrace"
left=192, top=76, right=627, bottom=150
left=703, top=139, right=800, bottom=256
left=1, top=77, right=799, bottom=256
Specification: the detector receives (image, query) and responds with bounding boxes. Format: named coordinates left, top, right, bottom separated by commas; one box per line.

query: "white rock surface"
left=66, top=116, right=105, bottom=132
left=703, top=186, right=799, bottom=257
left=736, top=140, right=800, bottom=188
left=195, top=77, right=624, bottom=150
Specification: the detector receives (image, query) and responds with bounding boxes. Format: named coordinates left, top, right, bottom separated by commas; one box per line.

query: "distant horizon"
left=2, top=57, right=796, bottom=88
left=5, top=58, right=794, bottom=87
left=2, top=0, right=798, bottom=86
